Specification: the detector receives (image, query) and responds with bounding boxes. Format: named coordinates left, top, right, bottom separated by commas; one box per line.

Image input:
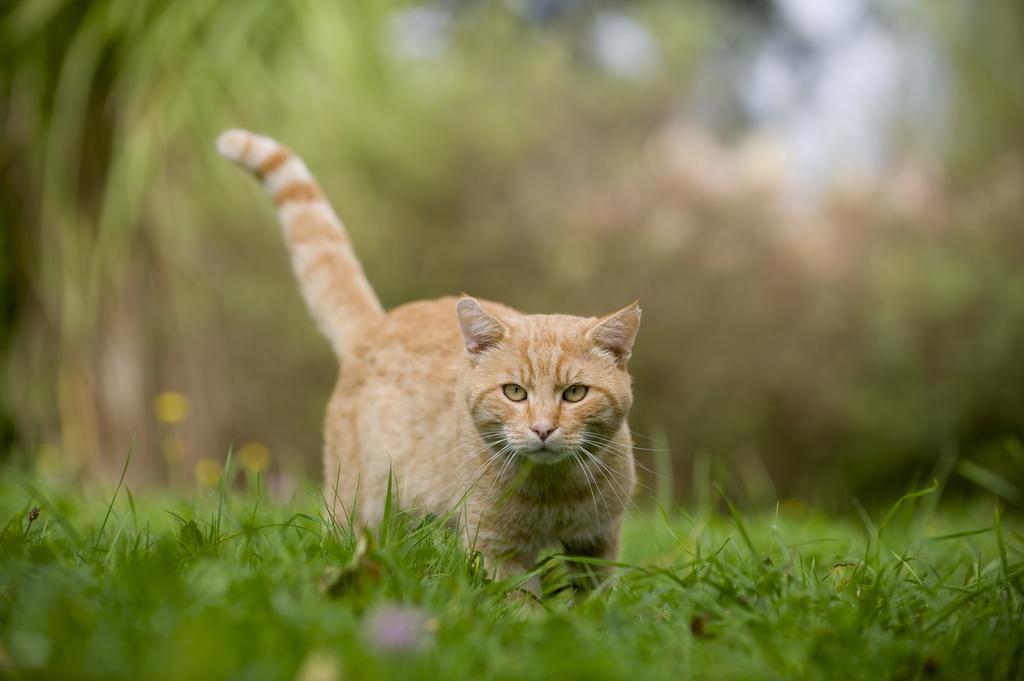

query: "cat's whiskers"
left=578, top=446, right=637, bottom=490
left=457, top=441, right=518, bottom=511
left=582, top=431, right=673, bottom=453
left=578, top=448, right=659, bottom=498
left=628, top=429, right=658, bottom=441
left=579, top=447, right=627, bottom=509
left=482, top=448, right=525, bottom=507
left=570, top=445, right=607, bottom=519
left=576, top=440, right=643, bottom=514
left=476, top=444, right=513, bottom=480
left=570, top=449, right=601, bottom=518
left=460, top=437, right=514, bottom=480
left=579, top=435, right=665, bottom=480
left=457, top=429, right=507, bottom=453
left=456, top=439, right=501, bottom=465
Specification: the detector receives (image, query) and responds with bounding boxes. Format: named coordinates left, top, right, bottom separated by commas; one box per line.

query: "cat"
left=217, top=129, right=639, bottom=589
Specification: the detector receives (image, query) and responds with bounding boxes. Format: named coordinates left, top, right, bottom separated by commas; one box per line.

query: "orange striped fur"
left=217, top=129, right=640, bottom=589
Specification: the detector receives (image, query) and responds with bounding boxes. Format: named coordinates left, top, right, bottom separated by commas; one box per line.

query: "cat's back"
left=335, top=295, right=518, bottom=429
left=335, top=296, right=518, bottom=419
left=356, top=296, right=518, bottom=365
left=325, top=296, right=518, bottom=518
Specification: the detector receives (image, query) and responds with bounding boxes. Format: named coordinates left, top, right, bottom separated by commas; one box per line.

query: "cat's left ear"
left=589, top=301, right=641, bottom=364
left=457, top=297, right=508, bottom=354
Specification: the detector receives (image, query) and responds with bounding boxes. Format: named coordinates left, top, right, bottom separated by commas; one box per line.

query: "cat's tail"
left=216, top=129, right=383, bottom=357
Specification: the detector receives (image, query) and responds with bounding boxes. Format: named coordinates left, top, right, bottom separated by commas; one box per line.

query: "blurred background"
left=2, top=0, right=1023, bottom=508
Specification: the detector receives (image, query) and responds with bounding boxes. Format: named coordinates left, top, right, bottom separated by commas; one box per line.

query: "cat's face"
left=457, top=298, right=640, bottom=465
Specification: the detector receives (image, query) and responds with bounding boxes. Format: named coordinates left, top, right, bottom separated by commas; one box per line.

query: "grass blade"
left=93, top=438, right=133, bottom=556
left=717, top=485, right=758, bottom=559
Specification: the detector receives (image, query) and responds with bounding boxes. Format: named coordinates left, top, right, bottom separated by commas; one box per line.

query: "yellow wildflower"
left=195, top=458, right=222, bottom=487
left=155, top=391, right=190, bottom=424
left=295, top=650, right=342, bottom=681
left=239, top=441, right=270, bottom=473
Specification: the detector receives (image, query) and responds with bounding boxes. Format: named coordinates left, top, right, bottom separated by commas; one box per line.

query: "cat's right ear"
left=457, top=297, right=507, bottom=354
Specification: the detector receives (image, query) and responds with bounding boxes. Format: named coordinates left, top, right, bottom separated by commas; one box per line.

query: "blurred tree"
left=0, top=169, right=20, bottom=462
left=1, top=0, right=1023, bottom=505
left=942, top=0, right=1024, bottom=171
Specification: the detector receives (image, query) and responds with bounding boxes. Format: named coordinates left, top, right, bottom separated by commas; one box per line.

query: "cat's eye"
left=503, top=384, right=527, bottom=402
left=562, top=384, right=588, bottom=402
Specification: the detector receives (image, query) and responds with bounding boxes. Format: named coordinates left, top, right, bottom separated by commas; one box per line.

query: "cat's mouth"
left=521, top=444, right=571, bottom=464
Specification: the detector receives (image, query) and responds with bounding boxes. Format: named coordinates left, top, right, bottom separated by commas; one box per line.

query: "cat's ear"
left=589, top=301, right=641, bottom=364
left=457, top=297, right=508, bottom=354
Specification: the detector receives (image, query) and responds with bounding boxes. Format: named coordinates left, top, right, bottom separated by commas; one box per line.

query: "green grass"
left=0, top=472, right=1022, bottom=680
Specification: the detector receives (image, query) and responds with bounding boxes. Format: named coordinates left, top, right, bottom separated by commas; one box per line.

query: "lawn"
left=0, top=467, right=1022, bottom=681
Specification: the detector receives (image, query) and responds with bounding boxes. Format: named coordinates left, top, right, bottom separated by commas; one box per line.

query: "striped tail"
left=216, top=129, right=383, bottom=356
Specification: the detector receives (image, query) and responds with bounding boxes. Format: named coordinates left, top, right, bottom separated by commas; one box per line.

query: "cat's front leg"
left=491, top=552, right=542, bottom=597
left=561, top=520, right=622, bottom=591
left=473, top=533, right=541, bottom=596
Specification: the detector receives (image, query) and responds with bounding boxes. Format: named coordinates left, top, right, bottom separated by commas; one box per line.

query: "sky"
left=739, top=0, right=948, bottom=195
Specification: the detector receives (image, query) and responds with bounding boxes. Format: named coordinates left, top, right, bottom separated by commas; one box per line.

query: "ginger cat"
left=217, top=129, right=639, bottom=587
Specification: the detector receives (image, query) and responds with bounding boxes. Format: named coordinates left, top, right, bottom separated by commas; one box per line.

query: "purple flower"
left=362, top=604, right=436, bottom=653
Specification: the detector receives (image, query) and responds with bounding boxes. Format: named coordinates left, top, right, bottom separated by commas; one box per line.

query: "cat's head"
left=456, top=297, right=640, bottom=465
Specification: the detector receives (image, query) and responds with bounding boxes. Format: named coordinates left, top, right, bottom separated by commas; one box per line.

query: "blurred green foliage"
left=2, top=0, right=1024, bottom=505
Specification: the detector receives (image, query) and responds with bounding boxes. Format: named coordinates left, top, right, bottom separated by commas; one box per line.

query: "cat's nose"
left=531, top=423, right=556, bottom=441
